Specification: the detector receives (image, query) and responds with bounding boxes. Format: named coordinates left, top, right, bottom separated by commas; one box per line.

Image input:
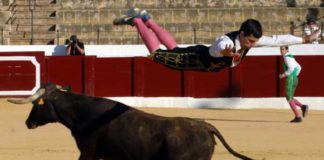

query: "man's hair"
left=280, top=45, right=289, bottom=50
left=70, top=35, right=77, bottom=41
left=239, top=19, right=263, bottom=38
left=306, top=17, right=316, bottom=25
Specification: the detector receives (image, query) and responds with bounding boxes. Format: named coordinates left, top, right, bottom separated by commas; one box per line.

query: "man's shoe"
left=140, top=10, right=151, bottom=22
left=290, top=117, right=302, bottom=123
left=113, top=8, right=141, bottom=25
left=301, top=105, right=309, bottom=117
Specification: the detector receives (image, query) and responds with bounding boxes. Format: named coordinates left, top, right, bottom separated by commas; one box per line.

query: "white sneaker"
left=113, top=8, right=141, bottom=25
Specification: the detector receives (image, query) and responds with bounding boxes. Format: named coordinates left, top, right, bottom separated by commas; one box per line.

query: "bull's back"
left=88, top=108, right=169, bottom=159
left=162, top=118, right=215, bottom=160
left=122, top=111, right=216, bottom=160
left=95, top=109, right=215, bottom=160
left=129, top=112, right=216, bottom=160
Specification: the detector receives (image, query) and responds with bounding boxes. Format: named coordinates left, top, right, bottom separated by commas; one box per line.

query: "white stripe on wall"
left=108, top=97, right=324, bottom=110
left=0, top=56, right=40, bottom=95
left=0, top=44, right=324, bottom=57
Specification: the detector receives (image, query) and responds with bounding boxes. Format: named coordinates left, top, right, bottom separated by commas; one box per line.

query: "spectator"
left=65, top=35, right=85, bottom=56
left=279, top=45, right=309, bottom=123
left=304, top=18, right=321, bottom=44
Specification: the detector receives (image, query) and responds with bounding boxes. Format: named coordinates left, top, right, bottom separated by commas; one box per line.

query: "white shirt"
left=304, top=25, right=321, bottom=44
left=283, top=52, right=301, bottom=76
left=209, top=34, right=303, bottom=58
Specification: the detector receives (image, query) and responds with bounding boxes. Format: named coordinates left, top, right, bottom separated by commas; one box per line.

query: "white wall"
left=0, top=44, right=324, bottom=57
left=109, top=97, right=324, bottom=110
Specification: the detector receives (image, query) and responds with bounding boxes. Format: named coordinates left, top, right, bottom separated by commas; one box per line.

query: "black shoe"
left=301, top=105, right=309, bottom=117
left=290, top=117, right=302, bottom=123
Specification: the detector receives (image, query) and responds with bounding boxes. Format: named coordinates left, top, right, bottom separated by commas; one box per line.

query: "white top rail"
left=0, top=44, right=323, bottom=57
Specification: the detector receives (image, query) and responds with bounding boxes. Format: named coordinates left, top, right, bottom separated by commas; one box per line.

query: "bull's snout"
left=25, top=120, right=37, bottom=129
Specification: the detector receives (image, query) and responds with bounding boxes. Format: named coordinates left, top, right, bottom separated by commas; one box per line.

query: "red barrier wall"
left=89, top=57, right=133, bottom=97
left=133, top=57, right=183, bottom=97
left=1, top=52, right=324, bottom=98
left=0, top=52, right=45, bottom=94
left=183, top=69, right=230, bottom=98
left=285, top=56, right=324, bottom=97
left=0, top=61, right=36, bottom=90
left=45, top=56, right=84, bottom=94
left=238, top=56, right=279, bottom=97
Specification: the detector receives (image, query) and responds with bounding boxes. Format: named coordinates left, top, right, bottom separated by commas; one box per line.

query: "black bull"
left=8, top=83, right=253, bottom=160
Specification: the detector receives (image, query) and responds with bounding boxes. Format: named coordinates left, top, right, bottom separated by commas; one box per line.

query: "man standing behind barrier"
left=65, top=35, right=85, bottom=56
left=279, top=45, right=309, bottom=123
left=113, top=8, right=320, bottom=72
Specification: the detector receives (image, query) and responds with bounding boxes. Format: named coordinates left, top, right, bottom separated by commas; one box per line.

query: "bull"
left=8, top=83, right=253, bottom=160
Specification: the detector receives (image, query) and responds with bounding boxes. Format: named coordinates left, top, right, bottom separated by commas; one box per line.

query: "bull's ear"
left=37, top=98, right=44, bottom=105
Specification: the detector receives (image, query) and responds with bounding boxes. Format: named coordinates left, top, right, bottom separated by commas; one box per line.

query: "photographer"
left=65, top=35, right=85, bottom=56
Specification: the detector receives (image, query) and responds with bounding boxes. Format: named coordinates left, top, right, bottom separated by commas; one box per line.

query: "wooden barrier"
left=88, top=57, right=133, bottom=97
left=1, top=52, right=324, bottom=98
left=0, top=52, right=45, bottom=96
left=237, top=56, right=279, bottom=97
left=45, top=56, right=84, bottom=94
left=133, top=57, right=183, bottom=97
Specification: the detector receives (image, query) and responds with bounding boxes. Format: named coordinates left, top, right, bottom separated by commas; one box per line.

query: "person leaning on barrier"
left=304, top=18, right=322, bottom=44
left=65, top=35, right=85, bottom=56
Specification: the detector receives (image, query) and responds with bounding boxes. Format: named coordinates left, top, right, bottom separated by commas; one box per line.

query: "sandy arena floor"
left=1, top=98, right=324, bottom=160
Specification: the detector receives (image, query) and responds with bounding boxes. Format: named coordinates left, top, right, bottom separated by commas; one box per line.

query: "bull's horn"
left=56, top=85, right=69, bottom=92
left=7, top=88, right=46, bottom=104
left=56, top=85, right=62, bottom=89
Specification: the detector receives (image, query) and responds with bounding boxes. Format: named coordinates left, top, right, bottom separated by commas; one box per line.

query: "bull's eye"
left=37, top=98, right=44, bottom=105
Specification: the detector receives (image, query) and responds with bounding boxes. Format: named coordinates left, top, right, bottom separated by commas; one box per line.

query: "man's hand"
left=279, top=74, right=285, bottom=79
left=233, top=53, right=241, bottom=62
left=221, top=44, right=235, bottom=57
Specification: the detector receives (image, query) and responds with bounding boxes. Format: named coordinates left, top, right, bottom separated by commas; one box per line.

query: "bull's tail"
left=205, top=123, right=254, bottom=160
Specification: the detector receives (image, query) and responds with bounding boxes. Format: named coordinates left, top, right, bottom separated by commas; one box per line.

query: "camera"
left=69, top=35, right=78, bottom=44
left=70, top=40, right=77, bottom=44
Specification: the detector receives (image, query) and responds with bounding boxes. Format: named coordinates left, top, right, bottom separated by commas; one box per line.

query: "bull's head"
left=8, top=83, right=70, bottom=129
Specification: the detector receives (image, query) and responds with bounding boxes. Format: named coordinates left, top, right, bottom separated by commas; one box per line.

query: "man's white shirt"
left=209, top=34, right=304, bottom=58
left=283, top=52, right=301, bottom=76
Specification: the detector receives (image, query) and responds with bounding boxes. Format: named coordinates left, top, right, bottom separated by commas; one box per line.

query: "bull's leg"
left=79, top=154, right=97, bottom=160
left=75, top=136, right=99, bottom=160
left=166, top=146, right=214, bottom=160
left=78, top=144, right=98, bottom=160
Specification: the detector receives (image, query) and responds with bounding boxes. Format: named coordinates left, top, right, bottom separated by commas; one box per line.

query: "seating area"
left=0, top=0, right=323, bottom=45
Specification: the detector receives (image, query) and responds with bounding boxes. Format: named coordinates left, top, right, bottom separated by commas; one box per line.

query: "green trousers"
left=285, top=75, right=298, bottom=100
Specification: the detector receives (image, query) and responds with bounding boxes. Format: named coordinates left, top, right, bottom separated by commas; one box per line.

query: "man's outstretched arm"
left=256, top=30, right=321, bottom=47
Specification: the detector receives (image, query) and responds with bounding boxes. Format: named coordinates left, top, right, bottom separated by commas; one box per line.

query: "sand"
left=1, top=98, right=324, bottom=160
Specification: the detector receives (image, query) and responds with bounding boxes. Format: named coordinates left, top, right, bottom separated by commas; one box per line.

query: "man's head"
left=239, top=19, right=263, bottom=49
left=280, top=45, right=289, bottom=56
left=70, top=35, right=78, bottom=43
left=306, top=18, right=316, bottom=26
